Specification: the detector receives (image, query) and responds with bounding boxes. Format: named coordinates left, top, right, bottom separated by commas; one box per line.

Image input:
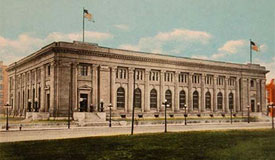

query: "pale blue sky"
left=0, top=0, right=274, bottom=80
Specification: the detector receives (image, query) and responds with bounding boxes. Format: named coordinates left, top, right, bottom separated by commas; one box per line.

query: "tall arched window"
left=165, top=90, right=172, bottom=107
left=134, top=88, right=141, bottom=108
left=217, top=92, right=223, bottom=110
left=150, top=89, right=157, bottom=109
left=229, top=93, right=234, bottom=110
left=117, top=87, right=125, bottom=108
left=205, top=91, right=211, bottom=109
left=179, top=90, right=186, bottom=108
left=193, top=91, right=199, bottom=109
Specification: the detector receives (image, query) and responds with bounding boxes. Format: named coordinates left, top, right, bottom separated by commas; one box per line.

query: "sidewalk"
left=0, top=122, right=272, bottom=143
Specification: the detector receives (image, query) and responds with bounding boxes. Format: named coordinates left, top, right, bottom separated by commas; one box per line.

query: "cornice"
left=7, top=42, right=269, bottom=76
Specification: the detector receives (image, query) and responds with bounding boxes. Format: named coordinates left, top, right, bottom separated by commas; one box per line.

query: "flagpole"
left=250, top=39, right=252, bottom=64
left=83, top=8, right=85, bottom=42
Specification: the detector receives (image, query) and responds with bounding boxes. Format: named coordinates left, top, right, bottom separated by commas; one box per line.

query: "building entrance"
left=251, top=100, right=255, bottom=112
left=80, top=94, right=88, bottom=112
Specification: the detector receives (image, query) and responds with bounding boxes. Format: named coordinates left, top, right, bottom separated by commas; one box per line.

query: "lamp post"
left=162, top=99, right=169, bottom=133
left=28, top=99, right=32, bottom=112
left=269, top=102, right=274, bottom=129
left=4, top=102, right=11, bottom=131
left=34, top=98, right=38, bottom=112
left=247, top=105, right=250, bottom=123
left=108, top=104, right=112, bottom=127
left=183, top=104, right=187, bottom=125
left=230, top=108, right=233, bottom=124
left=100, top=99, right=104, bottom=112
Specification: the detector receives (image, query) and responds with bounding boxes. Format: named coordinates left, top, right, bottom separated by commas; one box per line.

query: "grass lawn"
left=0, top=129, right=275, bottom=160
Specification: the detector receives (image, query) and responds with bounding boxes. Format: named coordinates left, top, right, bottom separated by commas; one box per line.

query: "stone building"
left=0, top=61, right=8, bottom=109
left=6, top=41, right=268, bottom=117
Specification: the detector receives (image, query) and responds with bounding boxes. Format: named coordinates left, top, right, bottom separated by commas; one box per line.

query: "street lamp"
left=35, top=98, right=38, bottom=112
left=4, top=102, right=11, bottom=131
left=28, top=99, right=32, bottom=112
left=183, top=104, right=187, bottom=125
left=268, top=102, right=275, bottom=129
left=230, top=108, right=233, bottom=124
left=247, top=105, right=250, bottom=123
left=162, top=99, right=169, bottom=133
left=100, top=99, right=104, bottom=112
left=108, top=104, right=112, bottom=127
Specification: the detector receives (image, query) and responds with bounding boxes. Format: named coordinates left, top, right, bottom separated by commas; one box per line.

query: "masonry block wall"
left=6, top=41, right=269, bottom=117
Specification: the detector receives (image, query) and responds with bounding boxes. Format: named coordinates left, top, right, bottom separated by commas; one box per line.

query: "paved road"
left=0, top=122, right=273, bottom=143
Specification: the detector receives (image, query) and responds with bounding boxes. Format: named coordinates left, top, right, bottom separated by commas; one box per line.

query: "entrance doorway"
left=251, top=100, right=255, bottom=112
left=80, top=94, right=88, bottom=112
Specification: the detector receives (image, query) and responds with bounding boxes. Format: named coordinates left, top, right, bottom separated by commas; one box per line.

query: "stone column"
left=201, top=74, right=205, bottom=113
left=110, top=66, right=117, bottom=110
left=144, top=69, right=150, bottom=112
left=260, top=79, right=266, bottom=113
left=174, top=71, right=179, bottom=112
left=213, top=75, right=217, bottom=112
left=40, top=65, right=45, bottom=112
left=159, top=70, right=165, bottom=112
left=188, top=72, right=193, bottom=112
left=224, top=76, right=229, bottom=113
left=235, top=77, right=240, bottom=112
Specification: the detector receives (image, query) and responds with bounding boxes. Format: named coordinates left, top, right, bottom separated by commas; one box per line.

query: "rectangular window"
left=79, top=65, right=88, bottom=76
left=48, top=65, right=51, bottom=76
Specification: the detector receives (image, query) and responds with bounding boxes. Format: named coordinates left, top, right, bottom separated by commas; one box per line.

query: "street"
left=0, top=122, right=273, bottom=143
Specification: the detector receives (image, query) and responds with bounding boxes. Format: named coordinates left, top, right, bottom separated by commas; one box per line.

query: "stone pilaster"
left=260, top=79, right=266, bottom=113
left=188, top=72, right=193, bottom=112
left=111, top=66, right=117, bottom=110
left=74, top=63, right=79, bottom=111
left=247, top=78, right=250, bottom=110
left=240, top=78, right=248, bottom=112
left=40, top=65, right=45, bottom=112
left=224, top=76, right=228, bottom=113
left=144, top=69, right=150, bottom=112
left=49, top=61, right=56, bottom=115
left=201, top=73, right=205, bottom=113
left=256, top=79, right=261, bottom=112
left=235, top=77, right=240, bottom=112
left=159, top=70, right=165, bottom=112
left=99, top=65, right=111, bottom=111
left=213, top=75, right=217, bottom=112
left=174, top=71, right=179, bottom=112
left=128, top=68, right=134, bottom=112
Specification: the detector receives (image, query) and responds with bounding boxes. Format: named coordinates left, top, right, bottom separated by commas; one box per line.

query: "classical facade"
left=0, top=61, right=8, bottom=108
left=6, top=41, right=269, bottom=117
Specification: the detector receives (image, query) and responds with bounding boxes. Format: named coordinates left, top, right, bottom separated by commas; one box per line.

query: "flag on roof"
left=250, top=41, right=259, bottom=52
left=84, top=9, right=92, bottom=21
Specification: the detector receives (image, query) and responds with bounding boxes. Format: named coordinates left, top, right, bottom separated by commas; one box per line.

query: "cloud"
left=0, top=31, right=113, bottom=65
left=114, top=24, right=129, bottom=31
left=218, top=40, right=246, bottom=54
left=254, top=57, right=275, bottom=82
left=191, top=55, right=209, bottom=60
left=155, top=29, right=212, bottom=44
left=259, top=44, right=268, bottom=52
left=209, top=39, right=247, bottom=60
left=118, top=28, right=212, bottom=54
